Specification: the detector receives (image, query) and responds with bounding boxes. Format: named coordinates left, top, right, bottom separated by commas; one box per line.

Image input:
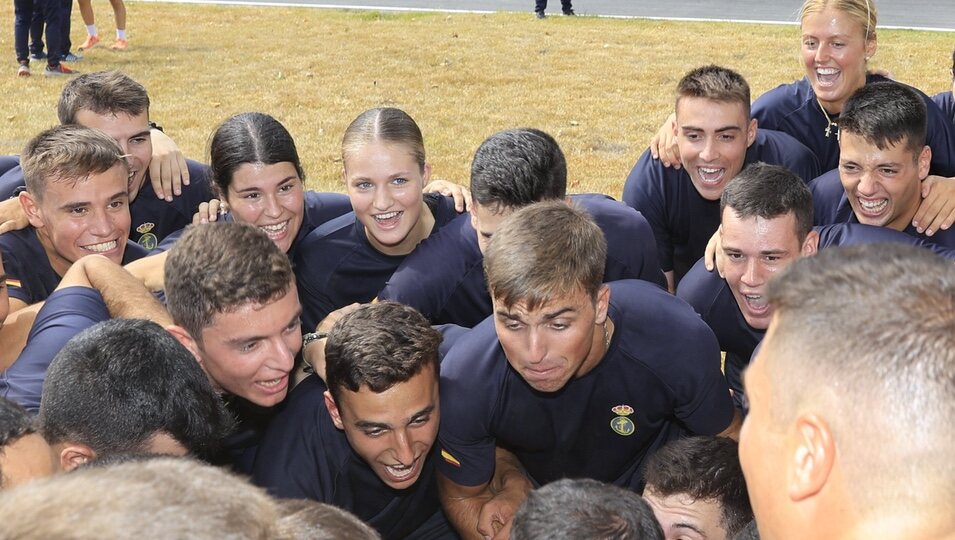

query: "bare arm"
left=68, top=255, right=172, bottom=325
left=0, top=304, right=42, bottom=370
left=717, top=409, right=742, bottom=441
left=439, top=447, right=534, bottom=540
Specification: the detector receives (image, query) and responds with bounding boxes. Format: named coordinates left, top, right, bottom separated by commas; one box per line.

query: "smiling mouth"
left=373, top=210, right=402, bottom=223
left=857, top=197, right=889, bottom=217
left=384, top=457, right=420, bottom=482
left=82, top=239, right=118, bottom=253
left=742, top=293, right=769, bottom=315
left=815, top=67, right=841, bottom=88
left=697, top=166, right=726, bottom=186
left=259, top=220, right=290, bottom=239
left=255, top=375, right=288, bottom=394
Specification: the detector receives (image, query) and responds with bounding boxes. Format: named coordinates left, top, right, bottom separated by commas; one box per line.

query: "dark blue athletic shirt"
left=810, top=169, right=955, bottom=248
left=752, top=75, right=955, bottom=175
left=294, top=193, right=459, bottom=332
left=0, top=160, right=213, bottom=250
left=622, top=129, right=820, bottom=281
left=0, top=156, right=18, bottom=178
left=252, top=326, right=464, bottom=540
left=436, top=280, right=734, bottom=492
left=0, top=287, right=108, bottom=412
left=934, top=91, right=955, bottom=127
left=0, top=228, right=147, bottom=305
left=378, top=194, right=667, bottom=328
left=676, top=222, right=955, bottom=403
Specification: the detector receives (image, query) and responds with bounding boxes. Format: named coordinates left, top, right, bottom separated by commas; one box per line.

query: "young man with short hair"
left=437, top=201, right=738, bottom=539
left=379, top=127, right=665, bottom=327
left=740, top=244, right=955, bottom=539
left=0, top=70, right=211, bottom=248
left=623, top=65, right=820, bottom=289
left=0, top=396, right=55, bottom=490
left=642, top=436, right=752, bottom=540
left=812, top=81, right=955, bottom=245
left=677, top=163, right=954, bottom=405
left=0, top=125, right=147, bottom=316
left=254, top=302, right=456, bottom=539
left=38, top=318, right=234, bottom=471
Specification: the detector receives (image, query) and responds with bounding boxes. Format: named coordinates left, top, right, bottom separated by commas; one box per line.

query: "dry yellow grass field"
left=0, top=3, right=951, bottom=198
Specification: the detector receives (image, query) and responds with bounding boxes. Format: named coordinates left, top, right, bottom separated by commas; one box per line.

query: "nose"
left=526, top=330, right=547, bottom=365
left=741, top=258, right=762, bottom=287
left=88, top=207, right=114, bottom=237
left=699, top=137, right=719, bottom=162
left=268, top=337, right=296, bottom=373
left=392, top=430, right=415, bottom=465
left=373, top=186, right=393, bottom=211
left=814, top=43, right=830, bottom=63
left=264, top=193, right=282, bottom=218
left=857, top=169, right=878, bottom=196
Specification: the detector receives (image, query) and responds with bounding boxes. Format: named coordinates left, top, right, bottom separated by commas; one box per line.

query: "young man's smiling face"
left=838, top=131, right=929, bottom=231
left=675, top=97, right=757, bottom=201
left=74, top=109, right=153, bottom=203
left=324, top=364, right=439, bottom=489
left=21, top=163, right=132, bottom=277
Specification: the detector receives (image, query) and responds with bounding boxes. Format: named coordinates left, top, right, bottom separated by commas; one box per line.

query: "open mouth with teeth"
left=382, top=456, right=421, bottom=485
left=856, top=197, right=889, bottom=222
left=259, top=220, right=290, bottom=240
left=255, top=374, right=288, bottom=396
left=697, top=166, right=726, bottom=186
left=815, top=67, right=841, bottom=88
left=82, top=239, right=118, bottom=254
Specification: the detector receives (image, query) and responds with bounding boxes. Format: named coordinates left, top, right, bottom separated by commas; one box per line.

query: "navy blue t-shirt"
left=295, top=193, right=459, bottom=332
left=0, top=287, right=108, bottom=412
left=810, top=169, right=955, bottom=248
left=753, top=75, right=955, bottom=175
left=0, top=156, right=18, bottom=179
left=622, top=129, right=820, bottom=281
left=437, top=280, right=734, bottom=492
left=378, top=194, right=667, bottom=328
left=0, top=160, right=212, bottom=250
left=0, top=228, right=148, bottom=305
left=934, top=91, right=955, bottom=127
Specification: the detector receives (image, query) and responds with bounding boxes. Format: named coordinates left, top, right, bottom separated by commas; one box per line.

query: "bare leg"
left=78, top=0, right=94, bottom=27
left=109, top=0, right=126, bottom=31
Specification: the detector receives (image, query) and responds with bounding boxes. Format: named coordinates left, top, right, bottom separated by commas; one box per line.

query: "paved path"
left=144, top=0, right=955, bottom=31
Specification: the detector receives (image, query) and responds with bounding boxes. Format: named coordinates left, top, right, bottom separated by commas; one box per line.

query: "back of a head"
left=484, top=200, right=606, bottom=310
left=765, top=243, right=955, bottom=512
left=165, top=222, right=293, bottom=340
left=209, top=112, right=304, bottom=198
left=275, top=499, right=381, bottom=540
left=324, top=301, right=442, bottom=402
left=38, top=319, right=233, bottom=462
left=643, top=436, right=752, bottom=538
left=675, top=65, right=751, bottom=117
left=0, top=457, right=280, bottom=539
left=720, top=162, right=814, bottom=242
left=57, top=70, right=150, bottom=124
left=511, top=478, right=664, bottom=540
left=21, top=124, right=127, bottom=200
left=469, top=128, right=567, bottom=211
left=839, top=81, right=927, bottom=153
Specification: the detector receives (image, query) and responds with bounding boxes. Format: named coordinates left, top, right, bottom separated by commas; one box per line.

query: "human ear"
left=59, top=444, right=96, bottom=472
left=801, top=230, right=820, bottom=257
left=789, top=413, right=835, bottom=501
left=166, top=325, right=203, bottom=366
left=594, top=285, right=611, bottom=325
left=19, top=192, right=44, bottom=229
left=323, top=390, right=344, bottom=430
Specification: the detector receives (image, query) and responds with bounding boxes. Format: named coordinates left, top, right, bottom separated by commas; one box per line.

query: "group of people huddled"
left=0, top=0, right=953, bottom=538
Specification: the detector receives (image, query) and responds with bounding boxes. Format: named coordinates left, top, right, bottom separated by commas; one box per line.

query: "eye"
left=354, top=181, right=373, bottom=191
left=284, top=319, right=301, bottom=334
left=391, top=177, right=409, bottom=186
left=550, top=322, right=569, bottom=331
left=764, top=255, right=782, bottom=263
left=832, top=42, right=845, bottom=48
left=840, top=163, right=859, bottom=174
left=364, top=428, right=386, bottom=438
left=725, top=251, right=744, bottom=261
left=130, top=136, right=149, bottom=145
left=242, top=192, right=261, bottom=200
left=239, top=340, right=259, bottom=353
left=107, top=200, right=127, bottom=210
left=410, top=415, right=431, bottom=426
left=504, top=321, right=524, bottom=331
left=683, top=132, right=701, bottom=142
left=278, top=183, right=295, bottom=193
left=717, top=133, right=737, bottom=142
left=879, top=168, right=898, bottom=176
left=803, top=38, right=817, bottom=48
left=69, top=207, right=89, bottom=216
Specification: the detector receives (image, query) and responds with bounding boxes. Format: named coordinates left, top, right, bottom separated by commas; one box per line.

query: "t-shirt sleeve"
left=293, top=238, right=338, bottom=333
left=0, top=287, right=109, bottom=412
left=622, top=150, right=675, bottom=272
left=435, top=323, right=500, bottom=487
left=675, top=259, right=721, bottom=321
left=303, top=191, right=353, bottom=231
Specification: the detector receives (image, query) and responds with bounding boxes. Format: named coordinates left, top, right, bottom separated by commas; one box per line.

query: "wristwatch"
left=302, top=331, right=328, bottom=349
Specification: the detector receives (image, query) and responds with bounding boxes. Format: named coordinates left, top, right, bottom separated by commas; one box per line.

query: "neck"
left=34, top=228, right=73, bottom=278
left=575, top=317, right=614, bottom=379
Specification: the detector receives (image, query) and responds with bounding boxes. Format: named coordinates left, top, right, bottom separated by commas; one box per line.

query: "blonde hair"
left=341, top=107, right=426, bottom=173
left=800, top=0, right=877, bottom=41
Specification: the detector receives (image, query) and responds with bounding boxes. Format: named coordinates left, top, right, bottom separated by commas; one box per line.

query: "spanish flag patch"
left=441, top=449, right=461, bottom=468
left=5, top=278, right=21, bottom=289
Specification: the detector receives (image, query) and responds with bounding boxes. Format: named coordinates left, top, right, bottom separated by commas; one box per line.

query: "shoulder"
left=675, top=259, right=727, bottom=317
left=808, top=169, right=847, bottom=224
left=751, top=129, right=821, bottom=180
left=425, top=193, right=461, bottom=227
left=752, top=79, right=812, bottom=118
left=0, top=164, right=25, bottom=200
left=303, top=191, right=353, bottom=230
left=441, top=318, right=507, bottom=387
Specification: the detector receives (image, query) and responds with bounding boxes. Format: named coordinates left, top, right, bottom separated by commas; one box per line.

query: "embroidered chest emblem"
left=610, top=404, right=636, bottom=436
left=136, top=222, right=158, bottom=250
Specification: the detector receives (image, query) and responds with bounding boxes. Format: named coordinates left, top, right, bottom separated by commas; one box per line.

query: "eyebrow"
left=224, top=307, right=302, bottom=347
left=129, top=129, right=152, bottom=140
left=681, top=125, right=742, bottom=133
left=233, top=176, right=298, bottom=193
left=673, top=522, right=707, bottom=536
left=353, top=405, right=436, bottom=430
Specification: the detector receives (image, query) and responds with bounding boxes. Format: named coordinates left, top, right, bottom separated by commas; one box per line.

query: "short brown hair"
left=484, top=201, right=606, bottom=310
left=676, top=65, right=751, bottom=117
left=165, top=222, right=294, bottom=342
left=57, top=70, right=150, bottom=125
left=21, top=124, right=129, bottom=203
